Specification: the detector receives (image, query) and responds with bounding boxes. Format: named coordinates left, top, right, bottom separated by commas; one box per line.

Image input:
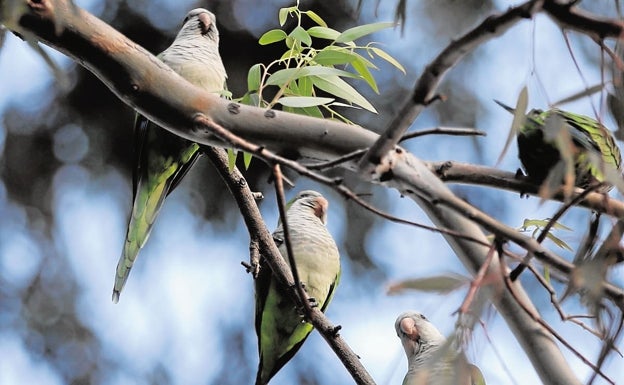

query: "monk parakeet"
left=255, top=190, right=341, bottom=385
left=395, top=311, right=485, bottom=385
left=497, top=102, right=622, bottom=191
left=112, top=8, right=227, bottom=303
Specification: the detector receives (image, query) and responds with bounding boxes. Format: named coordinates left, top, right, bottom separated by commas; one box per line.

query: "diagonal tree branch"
left=428, top=161, right=624, bottom=217
left=542, top=0, right=624, bottom=39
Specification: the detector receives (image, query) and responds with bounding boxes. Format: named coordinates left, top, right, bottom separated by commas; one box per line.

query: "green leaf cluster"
left=519, top=218, right=572, bottom=252
left=237, top=0, right=405, bottom=123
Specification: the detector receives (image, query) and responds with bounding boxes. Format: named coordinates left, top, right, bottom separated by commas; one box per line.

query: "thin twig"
left=457, top=242, right=497, bottom=315
left=526, top=262, right=604, bottom=338
left=307, top=127, right=485, bottom=170
left=501, top=265, right=615, bottom=384
left=272, top=164, right=313, bottom=314
left=306, top=148, right=367, bottom=170
left=399, top=127, right=486, bottom=143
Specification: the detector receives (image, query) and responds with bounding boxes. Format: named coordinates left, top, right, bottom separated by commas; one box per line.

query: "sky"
left=1, top=0, right=623, bottom=384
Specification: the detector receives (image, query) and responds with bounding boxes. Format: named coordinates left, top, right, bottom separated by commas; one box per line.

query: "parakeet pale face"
left=515, top=107, right=622, bottom=191
left=395, top=311, right=485, bottom=385
left=255, top=190, right=341, bottom=385
left=112, top=8, right=227, bottom=303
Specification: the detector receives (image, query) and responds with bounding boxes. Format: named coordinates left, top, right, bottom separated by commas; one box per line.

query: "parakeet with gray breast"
left=255, top=190, right=341, bottom=385
left=113, top=8, right=227, bottom=303
left=395, top=311, right=485, bottom=385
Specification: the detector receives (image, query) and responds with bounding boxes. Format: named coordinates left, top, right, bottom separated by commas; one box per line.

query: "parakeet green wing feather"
left=113, top=8, right=227, bottom=303
left=255, top=190, right=341, bottom=385
left=499, top=103, right=622, bottom=191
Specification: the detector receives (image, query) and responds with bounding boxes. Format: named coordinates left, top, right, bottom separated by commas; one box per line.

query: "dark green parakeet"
left=395, top=311, right=485, bottom=385
left=497, top=102, right=622, bottom=191
left=255, top=190, right=341, bottom=385
left=112, top=8, right=227, bottom=303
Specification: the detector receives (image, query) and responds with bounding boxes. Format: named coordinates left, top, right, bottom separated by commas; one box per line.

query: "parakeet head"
left=289, top=190, right=329, bottom=225
left=179, top=8, right=219, bottom=42
left=395, top=311, right=446, bottom=357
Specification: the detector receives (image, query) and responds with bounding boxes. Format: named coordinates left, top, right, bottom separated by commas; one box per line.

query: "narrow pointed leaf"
left=387, top=275, right=468, bottom=295
left=313, top=48, right=358, bottom=65
left=351, top=58, right=378, bottom=92
left=545, top=232, right=573, bottom=251
left=227, top=149, right=237, bottom=171
left=336, top=21, right=396, bottom=43
left=243, top=152, right=253, bottom=169
left=307, top=26, right=341, bottom=40
left=266, top=66, right=360, bottom=86
left=310, top=75, right=377, bottom=113
left=305, top=10, right=327, bottom=27
left=369, top=46, right=405, bottom=74
left=495, top=86, right=528, bottom=166
left=278, top=96, right=334, bottom=108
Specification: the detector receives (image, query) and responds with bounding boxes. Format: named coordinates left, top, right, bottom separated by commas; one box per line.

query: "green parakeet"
left=395, top=311, right=485, bottom=385
left=112, top=8, right=227, bottom=303
left=255, top=190, right=341, bottom=385
left=497, top=102, right=622, bottom=191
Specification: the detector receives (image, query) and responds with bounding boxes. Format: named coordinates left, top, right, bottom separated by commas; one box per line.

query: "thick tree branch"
left=428, top=161, right=624, bottom=217
left=543, top=0, right=624, bottom=39
left=5, top=1, right=623, bottom=383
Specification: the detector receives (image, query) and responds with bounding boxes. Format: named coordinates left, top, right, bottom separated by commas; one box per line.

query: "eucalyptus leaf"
left=278, top=96, right=335, bottom=108
left=259, top=29, right=287, bottom=45
left=336, top=21, right=396, bottom=43
left=311, top=75, right=377, bottom=113
left=307, top=26, right=341, bottom=40
left=305, top=10, right=327, bottom=27
left=289, top=26, right=312, bottom=47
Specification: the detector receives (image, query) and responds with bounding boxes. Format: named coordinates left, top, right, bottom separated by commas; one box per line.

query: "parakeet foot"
left=514, top=168, right=531, bottom=198
left=328, top=325, right=342, bottom=337
left=307, top=297, right=319, bottom=308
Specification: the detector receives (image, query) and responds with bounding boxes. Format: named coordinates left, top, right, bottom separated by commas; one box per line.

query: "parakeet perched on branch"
left=496, top=101, right=622, bottom=192
left=113, top=8, right=227, bottom=303
left=255, top=190, right=341, bottom=385
left=395, top=311, right=485, bottom=385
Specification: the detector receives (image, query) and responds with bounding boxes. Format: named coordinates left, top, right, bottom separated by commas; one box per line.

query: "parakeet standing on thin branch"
left=395, top=311, right=485, bottom=385
left=255, top=190, right=341, bottom=385
left=112, top=8, right=227, bottom=303
left=496, top=101, right=622, bottom=192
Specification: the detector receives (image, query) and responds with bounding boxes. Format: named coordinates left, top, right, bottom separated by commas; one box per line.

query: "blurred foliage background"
left=1, top=0, right=622, bottom=384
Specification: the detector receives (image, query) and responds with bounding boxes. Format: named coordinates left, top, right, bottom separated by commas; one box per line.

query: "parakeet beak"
left=399, top=317, right=419, bottom=341
left=313, top=197, right=329, bottom=224
left=494, top=99, right=515, bottom=114
left=398, top=317, right=420, bottom=356
left=198, top=12, right=213, bottom=36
